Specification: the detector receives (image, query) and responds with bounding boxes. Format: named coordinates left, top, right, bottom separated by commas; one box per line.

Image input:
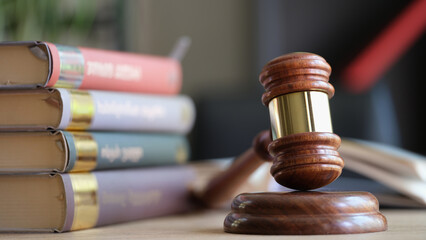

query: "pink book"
left=0, top=41, right=182, bottom=95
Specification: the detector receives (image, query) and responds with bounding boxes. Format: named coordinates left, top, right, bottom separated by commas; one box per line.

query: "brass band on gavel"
left=268, top=91, right=333, bottom=140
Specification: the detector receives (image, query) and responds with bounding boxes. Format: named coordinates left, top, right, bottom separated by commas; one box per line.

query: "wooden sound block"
left=224, top=191, right=387, bottom=235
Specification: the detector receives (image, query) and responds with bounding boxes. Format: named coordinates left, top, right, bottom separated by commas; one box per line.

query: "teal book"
left=0, top=131, right=189, bottom=173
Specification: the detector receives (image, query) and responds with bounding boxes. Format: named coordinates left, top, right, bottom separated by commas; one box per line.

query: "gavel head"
left=260, top=52, right=344, bottom=190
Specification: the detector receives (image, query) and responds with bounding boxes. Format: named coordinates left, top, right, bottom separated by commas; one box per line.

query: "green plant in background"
left=0, top=0, right=97, bottom=43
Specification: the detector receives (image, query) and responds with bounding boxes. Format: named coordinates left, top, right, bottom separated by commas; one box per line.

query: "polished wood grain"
left=221, top=52, right=387, bottom=235
left=269, top=132, right=343, bottom=190
left=198, top=130, right=272, bottom=208
left=224, top=192, right=387, bottom=235
left=259, top=52, right=334, bottom=106
left=260, top=52, right=343, bottom=191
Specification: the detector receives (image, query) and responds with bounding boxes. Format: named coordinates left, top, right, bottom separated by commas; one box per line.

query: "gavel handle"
left=199, top=130, right=272, bottom=208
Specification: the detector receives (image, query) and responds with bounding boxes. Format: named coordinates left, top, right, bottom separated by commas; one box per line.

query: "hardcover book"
left=340, top=138, right=426, bottom=181
left=0, top=41, right=182, bottom=94
left=0, top=88, right=195, bottom=134
left=0, top=158, right=276, bottom=233
left=339, top=139, right=426, bottom=206
left=0, top=131, right=189, bottom=173
left=0, top=166, right=195, bottom=232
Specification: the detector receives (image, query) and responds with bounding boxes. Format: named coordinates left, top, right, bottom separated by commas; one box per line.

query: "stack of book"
left=0, top=41, right=197, bottom=232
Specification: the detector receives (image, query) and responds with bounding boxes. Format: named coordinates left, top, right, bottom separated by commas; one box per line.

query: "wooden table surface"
left=1, top=209, right=425, bottom=240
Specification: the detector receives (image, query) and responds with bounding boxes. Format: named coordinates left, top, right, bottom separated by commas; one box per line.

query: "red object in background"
left=342, top=0, right=426, bottom=93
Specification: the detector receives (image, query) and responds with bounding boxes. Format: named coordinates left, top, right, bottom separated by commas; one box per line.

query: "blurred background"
left=1, top=0, right=424, bottom=159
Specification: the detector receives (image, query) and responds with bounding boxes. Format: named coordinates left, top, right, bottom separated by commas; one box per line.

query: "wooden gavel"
left=198, top=52, right=387, bottom=235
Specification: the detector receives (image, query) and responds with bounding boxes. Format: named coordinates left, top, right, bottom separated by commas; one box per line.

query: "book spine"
left=46, top=43, right=182, bottom=94
left=57, top=89, right=195, bottom=134
left=63, top=131, right=189, bottom=172
left=60, top=167, right=195, bottom=232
